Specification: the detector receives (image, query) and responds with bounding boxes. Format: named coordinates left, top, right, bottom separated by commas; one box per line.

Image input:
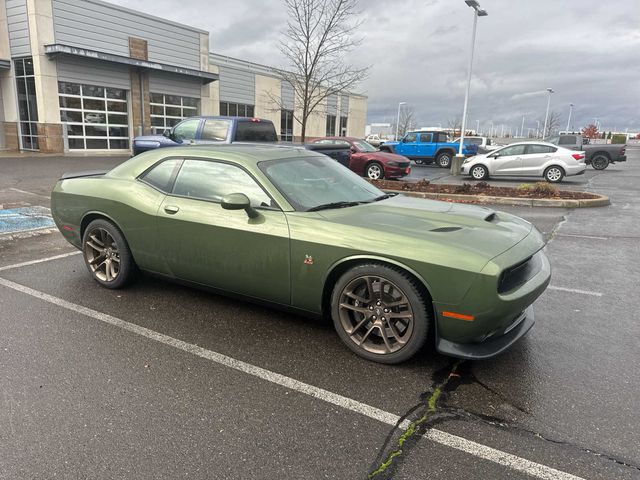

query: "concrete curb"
left=383, top=189, right=610, bottom=208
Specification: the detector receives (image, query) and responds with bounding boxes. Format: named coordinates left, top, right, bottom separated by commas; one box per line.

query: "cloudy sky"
left=110, top=0, right=640, bottom=134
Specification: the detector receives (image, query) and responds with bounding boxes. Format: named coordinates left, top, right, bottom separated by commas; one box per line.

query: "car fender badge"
left=304, top=255, right=314, bottom=265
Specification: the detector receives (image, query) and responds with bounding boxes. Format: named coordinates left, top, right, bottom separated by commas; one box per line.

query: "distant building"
left=0, top=0, right=367, bottom=152
left=366, top=123, right=393, bottom=137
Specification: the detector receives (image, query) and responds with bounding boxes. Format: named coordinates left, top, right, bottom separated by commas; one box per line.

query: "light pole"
left=536, top=120, right=540, bottom=138
left=520, top=116, right=525, bottom=138
left=457, top=0, right=487, bottom=161
left=566, top=103, right=574, bottom=132
left=490, top=121, right=494, bottom=137
left=542, top=87, right=554, bottom=139
left=476, top=120, right=480, bottom=135
left=395, top=102, right=407, bottom=140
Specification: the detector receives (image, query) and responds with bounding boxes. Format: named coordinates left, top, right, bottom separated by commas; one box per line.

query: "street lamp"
left=395, top=102, right=407, bottom=140
left=542, top=87, right=554, bottom=139
left=566, top=103, right=574, bottom=132
left=457, top=0, right=488, bottom=158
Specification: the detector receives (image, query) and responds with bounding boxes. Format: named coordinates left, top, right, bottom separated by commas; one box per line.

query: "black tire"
left=436, top=151, right=453, bottom=168
left=82, top=219, right=135, bottom=289
left=415, top=159, right=425, bottom=165
left=331, top=263, right=430, bottom=364
left=544, top=166, right=565, bottom=183
left=470, top=164, right=489, bottom=180
left=366, top=162, right=384, bottom=180
left=591, top=154, right=609, bottom=170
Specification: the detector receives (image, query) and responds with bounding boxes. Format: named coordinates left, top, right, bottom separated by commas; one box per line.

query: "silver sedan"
left=461, top=142, right=586, bottom=183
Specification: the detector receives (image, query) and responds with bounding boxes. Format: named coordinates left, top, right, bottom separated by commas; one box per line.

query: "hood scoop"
left=484, top=212, right=497, bottom=222
left=430, top=226, right=463, bottom=233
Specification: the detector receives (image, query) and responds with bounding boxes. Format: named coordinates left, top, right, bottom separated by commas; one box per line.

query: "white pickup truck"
left=451, top=136, right=498, bottom=154
left=365, top=134, right=389, bottom=148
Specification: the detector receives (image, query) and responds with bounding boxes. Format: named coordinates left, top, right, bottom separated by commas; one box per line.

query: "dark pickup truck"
left=546, top=135, right=627, bottom=170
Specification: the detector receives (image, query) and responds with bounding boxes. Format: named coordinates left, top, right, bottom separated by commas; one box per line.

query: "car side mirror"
left=221, top=193, right=259, bottom=218
left=163, top=129, right=174, bottom=140
left=349, top=146, right=357, bottom=154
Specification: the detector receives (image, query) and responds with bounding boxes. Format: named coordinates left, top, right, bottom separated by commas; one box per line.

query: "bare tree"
left=447, top=117, right=461, bottom=136
left=273, top=0, right=368, bottom=142
left=396, top=106, right=416, bottom=138
left=540, top=111, right=562, bottom=137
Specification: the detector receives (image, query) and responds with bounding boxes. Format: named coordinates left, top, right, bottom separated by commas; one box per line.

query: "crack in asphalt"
left=367, top=361, right=463, bottom=479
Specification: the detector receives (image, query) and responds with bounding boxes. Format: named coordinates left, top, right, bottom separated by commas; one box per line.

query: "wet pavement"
left=0, top=150, right=639, bottom=479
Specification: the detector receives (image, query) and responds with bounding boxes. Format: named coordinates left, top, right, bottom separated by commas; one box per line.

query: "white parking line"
left=9, top=187, right=50, bottom=199
left=0, top=267, right=584, bottom=480
left=0, top=251, right=80, bottom=272
left=548, top=285, right=603, bottom=297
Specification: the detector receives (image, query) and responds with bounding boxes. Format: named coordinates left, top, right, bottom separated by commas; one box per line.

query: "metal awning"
left=0, top=59, right=10, bottom=70
left=44, top=44, right=218, bottom=84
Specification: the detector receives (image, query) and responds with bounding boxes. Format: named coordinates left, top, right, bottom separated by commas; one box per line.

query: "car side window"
left=172, top=119, right=200, bottom=141
left=437, top=133, right=449, bottom=143
left=497, top=145, right=526, bottom=156
left=558, top=136, right=575, bottom=145
left=172, top=160, right=273, bottom=207
left=525, top=145, right=557, bottom=154
left=419, top=133, right=432, bottom=143
left=140, top=159, right=183, bottom=192
left=201, top=119, right=231, bottom=141
left=403, top=133, right=417, bottom=143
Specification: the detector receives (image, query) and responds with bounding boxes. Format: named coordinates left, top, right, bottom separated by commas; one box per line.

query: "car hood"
left=360, top=151, right=408, bottom=162
left=133, top=134, right=176, bottom=145
left=381, top=141, right=400, bottom=147
left=316, top=194, right=533, bottom=261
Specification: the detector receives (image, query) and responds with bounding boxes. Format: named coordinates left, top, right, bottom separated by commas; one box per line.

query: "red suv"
left=310, top=137, right=411, bottom=180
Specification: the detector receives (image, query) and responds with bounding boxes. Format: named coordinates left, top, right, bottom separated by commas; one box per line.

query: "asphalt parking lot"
left=0, top=149, right=639, bottom=479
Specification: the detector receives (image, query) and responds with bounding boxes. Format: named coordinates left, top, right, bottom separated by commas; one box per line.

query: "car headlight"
left=386, top=161, right=399, bottom=166
left=463, top=158, right=471, bottom=164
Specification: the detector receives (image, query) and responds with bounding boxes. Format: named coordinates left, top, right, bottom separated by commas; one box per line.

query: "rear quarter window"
left=139, top=159, right=183, bottom=192
left=234, top=121, right=278, bottom=142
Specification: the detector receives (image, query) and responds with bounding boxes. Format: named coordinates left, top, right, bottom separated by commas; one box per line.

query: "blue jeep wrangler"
left=380, top=131, right=478, bottom=168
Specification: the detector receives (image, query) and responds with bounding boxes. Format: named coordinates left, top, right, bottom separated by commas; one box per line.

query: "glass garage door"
left=150, top=93, right=199, bottom=134
left=58, top=82, right=129, bottom=150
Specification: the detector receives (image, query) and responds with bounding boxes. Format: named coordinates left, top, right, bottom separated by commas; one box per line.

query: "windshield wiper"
left=368, top=193, right=396, bottom=202
left=307, top=201, right=363, bottom=212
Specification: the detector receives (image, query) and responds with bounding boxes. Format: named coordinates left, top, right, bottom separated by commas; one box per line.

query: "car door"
left=194, top=118, right=232, bottom=144
left=418, top=133, right=436, bottom=158
left=488, top=144, right=526, bottom=175
left=396, top=133, right=418, bottom=157
left=157, top=158, right=291, bottom=305
left=521, top=144, right=557, bottom=175
left=170, top=118, right=202, bottom=145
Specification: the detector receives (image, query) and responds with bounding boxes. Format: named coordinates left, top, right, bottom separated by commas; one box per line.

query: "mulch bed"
left=368, top=179, right=600, bottom=200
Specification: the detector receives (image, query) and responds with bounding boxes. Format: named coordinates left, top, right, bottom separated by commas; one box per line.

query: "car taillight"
left=621, top=147, right=626, bottom=155
left=571, top=153, right=585, bottom=161
left=250, top=118, right=261, bottom=122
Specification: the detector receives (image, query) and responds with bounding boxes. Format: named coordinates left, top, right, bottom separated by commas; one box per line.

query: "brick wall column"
left=129, top=37, right=151, bottom=136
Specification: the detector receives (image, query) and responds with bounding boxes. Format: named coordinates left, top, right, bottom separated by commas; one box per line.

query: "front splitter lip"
left=435, top=305, right=535, bottom=360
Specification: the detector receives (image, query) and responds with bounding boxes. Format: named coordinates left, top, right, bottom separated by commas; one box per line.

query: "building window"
left=339, top=116, right=348, bottom=137
left=219, top=101, right=255, bottom=118
left=150, top=93, right=199, bottom=134
left=281, top=109, right=294, bottom=142
left=15, top=58, right=39, bottom=150
left=58, top=81, right=129, bottom=150
left=326, top=115, right=336, bottom=137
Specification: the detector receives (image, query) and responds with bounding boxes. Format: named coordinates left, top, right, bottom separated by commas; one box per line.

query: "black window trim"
left=138, top=158, right=184, bottom=194
left=137, top=156, right=282, bottom=211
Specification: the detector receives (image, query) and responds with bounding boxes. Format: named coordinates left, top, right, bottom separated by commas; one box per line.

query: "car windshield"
left=259, top=156, right=385, bottom=211
left=353, top=140, right=378, bottom=152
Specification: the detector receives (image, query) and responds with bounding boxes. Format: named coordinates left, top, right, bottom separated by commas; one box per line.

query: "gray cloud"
left=108, top=0, right=640, bottom=132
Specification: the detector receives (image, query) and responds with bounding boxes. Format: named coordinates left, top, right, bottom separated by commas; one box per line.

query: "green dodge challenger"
left=51, top=145, right=550, bottom=364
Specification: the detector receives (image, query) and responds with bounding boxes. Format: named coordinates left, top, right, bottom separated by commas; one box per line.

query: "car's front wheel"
left=544, top=166, right=565, bottom=183
left=82, top=219, right=135, bottom=289
left=437, top=152, right=452, bottom=168
left=331, top=264, right=430, bottom=364
left=470, top=164, right=489, bottom=180
left=366, top=162, right=384, bottom=180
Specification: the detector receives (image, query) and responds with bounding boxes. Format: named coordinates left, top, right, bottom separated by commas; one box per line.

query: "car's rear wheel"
left=437, top=152, right=452, bottom=168
left=366, top=162, right=384, bottom=180
left=544, top=166, right=564, bottom=183
left=591, top=154, right=609, bottom=170
left=415, top=159, right=425, bottom=165
left=331, top=264, right=430, bottom=364
left=470, top=164, right=489, bottom=180
left=82, top=219, right=135, bottom=289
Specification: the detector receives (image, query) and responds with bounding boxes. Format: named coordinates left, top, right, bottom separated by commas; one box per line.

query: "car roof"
left=313, top=136, right=359, bottom=142
left=183, top=116, right=274, bottom=123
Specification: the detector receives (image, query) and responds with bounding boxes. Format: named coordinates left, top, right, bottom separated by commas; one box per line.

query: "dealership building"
left=0, top=0, right=367, bottom=153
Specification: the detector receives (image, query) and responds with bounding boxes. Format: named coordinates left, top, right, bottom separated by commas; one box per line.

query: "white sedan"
left=461, top=142, right=586, bottom=183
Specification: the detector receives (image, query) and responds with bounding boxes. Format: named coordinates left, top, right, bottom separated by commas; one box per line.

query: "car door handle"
left=164, top=205, right=180, bottom=214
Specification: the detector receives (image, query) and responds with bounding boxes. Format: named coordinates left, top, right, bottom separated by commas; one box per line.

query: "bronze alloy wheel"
left=84, top=227, right=120, bottom=282
left=332, top=264, right=429, bottom=363
left=82, top=219, right=135, bottom=289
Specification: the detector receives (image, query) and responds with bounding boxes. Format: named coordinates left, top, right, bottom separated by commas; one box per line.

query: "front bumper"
left=385, top=164, right=411, bottom=178
left=436, top=306, right=534, bottom=359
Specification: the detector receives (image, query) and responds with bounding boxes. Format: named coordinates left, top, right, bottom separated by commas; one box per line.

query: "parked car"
left=132, top=116, right=278, bottom=155
left=310, top=137, right=411, bottom=179
left=545, top=135, right=627, bottom=170
left=364, top=134, right=389, bottom=148
left=461, top=142, right=586, bottom=183
left=451, top=136, right=498, bottom=154
left=51, top=144, right=550, bottom=364
left=380, top=131, right=478, bottom=168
